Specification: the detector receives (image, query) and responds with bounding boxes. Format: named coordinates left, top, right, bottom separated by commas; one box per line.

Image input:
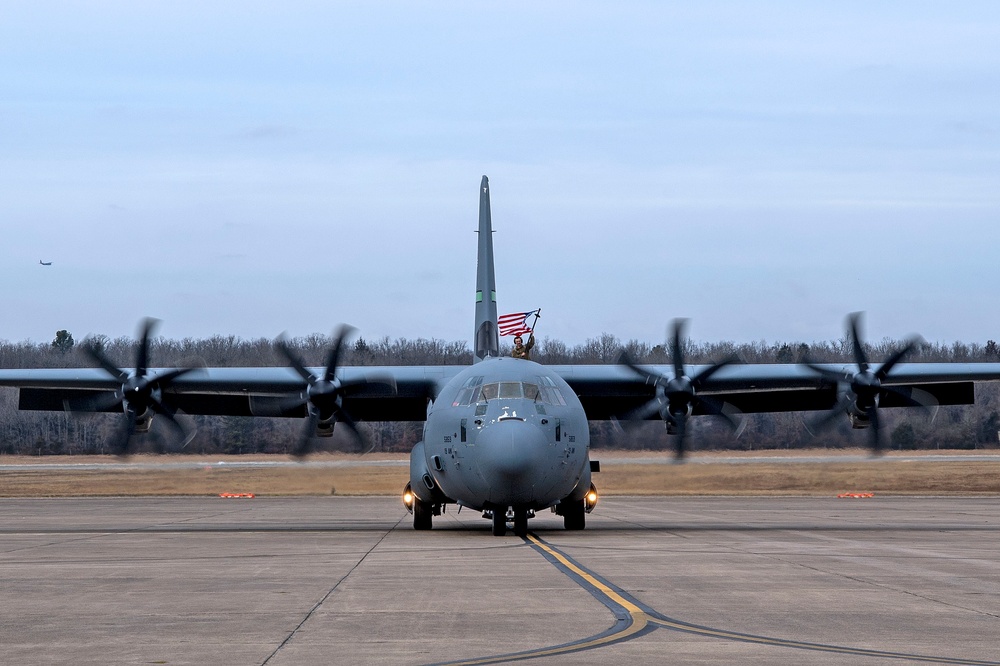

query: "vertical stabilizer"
left=474, top=176, right=499, bottom=362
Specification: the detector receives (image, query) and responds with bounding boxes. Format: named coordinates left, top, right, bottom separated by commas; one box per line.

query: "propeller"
left=274, top=325, right=396, bottom=457
left=803, top=313, right=933, bottom=454
left=79, top=318, right=196, bottom=456
left=617, top=319, right=742, bottom=460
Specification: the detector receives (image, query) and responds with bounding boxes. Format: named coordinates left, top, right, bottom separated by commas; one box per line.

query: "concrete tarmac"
left=1, top=496, right=998, bottom=665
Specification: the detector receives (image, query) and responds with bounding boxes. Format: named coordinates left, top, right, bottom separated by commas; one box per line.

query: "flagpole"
left=530, top=308, right=541, bottom=333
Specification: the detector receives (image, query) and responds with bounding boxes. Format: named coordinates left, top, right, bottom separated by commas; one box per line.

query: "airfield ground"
left=1, top=449, right=999, bottom=496
left=4, top=453, right=1000, bottom=664
left=3, top=495, right=999, bottom=664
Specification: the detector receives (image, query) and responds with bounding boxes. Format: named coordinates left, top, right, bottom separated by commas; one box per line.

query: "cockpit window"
left=540, top=387, right=566, bottom=406
left=463, top=380, right=567, bottom=406
left=536, top=376, right=567, bottom=405
left=452, top=376, right=486, bottom=407
left=453, top=389, right=473, bottom=406
left=499, top=382, right=521, bottom=399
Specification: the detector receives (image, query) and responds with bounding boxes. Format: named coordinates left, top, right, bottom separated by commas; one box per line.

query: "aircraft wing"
left=552, top=362, right=1000, bottom=419
left=0, top=366, right=460, bottom=421
left=4, top=361, right=1000, bottom=422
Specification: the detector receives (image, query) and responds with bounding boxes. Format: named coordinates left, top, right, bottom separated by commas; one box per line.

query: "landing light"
left=584, top=483, right=599, bottom=513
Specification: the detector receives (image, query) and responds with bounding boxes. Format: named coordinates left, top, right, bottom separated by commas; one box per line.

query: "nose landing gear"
left=486, top=507, right=532, bottom=536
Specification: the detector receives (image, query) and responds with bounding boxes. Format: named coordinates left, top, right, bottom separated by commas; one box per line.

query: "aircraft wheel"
left=563, top=499, right=586, bottom=530
left=414, top=499, right=433, bottom=530
left=513, top=508, right=529, bottom=537
left=491, top=509, right=506, bottom=536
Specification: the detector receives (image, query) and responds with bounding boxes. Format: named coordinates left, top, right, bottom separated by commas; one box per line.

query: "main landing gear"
left=561, top=498, right=586, bottom=530
left=403, top=483, right=440, bottom=531
left=553, top=483, right=598, bottom=531
left=491, top=510, right=506, bottom=537
left=414, top=498, right=433, bottom=530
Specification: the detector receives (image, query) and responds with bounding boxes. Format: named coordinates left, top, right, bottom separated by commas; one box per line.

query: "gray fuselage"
left=412, top=357, right=591, bottom=511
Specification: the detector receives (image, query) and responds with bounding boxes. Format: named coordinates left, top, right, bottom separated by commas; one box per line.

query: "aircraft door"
left=455, top=418, right=467, bottom=458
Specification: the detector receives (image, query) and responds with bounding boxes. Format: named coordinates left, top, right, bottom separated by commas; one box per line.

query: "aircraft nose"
left=475, top=419, right=550, bottom=504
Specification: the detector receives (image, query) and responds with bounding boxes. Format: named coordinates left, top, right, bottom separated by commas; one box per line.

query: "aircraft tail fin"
left=474, top=176, right=499, bottom=362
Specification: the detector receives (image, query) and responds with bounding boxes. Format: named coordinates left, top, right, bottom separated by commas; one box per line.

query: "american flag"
left=498, top=309, right=539, bottom=337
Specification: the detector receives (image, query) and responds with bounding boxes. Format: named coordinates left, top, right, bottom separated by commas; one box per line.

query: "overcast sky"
left=2, top=2, right=998, bottom=350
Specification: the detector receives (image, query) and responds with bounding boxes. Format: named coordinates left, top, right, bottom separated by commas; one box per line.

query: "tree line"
left=1, top=331, right=998, bottom=455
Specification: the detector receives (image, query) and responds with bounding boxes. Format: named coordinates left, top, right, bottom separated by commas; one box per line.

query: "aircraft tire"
left=413, top=499, right=433, bottom=530
left=563, top=500, right=586, bottom=530
left=491, top=510, right=506, bottom=536
left=513, top=509, right=528, bottom=537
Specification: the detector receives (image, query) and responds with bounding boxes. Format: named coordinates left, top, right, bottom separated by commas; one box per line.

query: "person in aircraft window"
left=511, top=333, right=535, bottom=360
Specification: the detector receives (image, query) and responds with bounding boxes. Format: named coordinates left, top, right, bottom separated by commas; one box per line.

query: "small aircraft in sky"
left=39, top=260, right=52, bottom=266
left=3, top=176, right=1000, bottom=536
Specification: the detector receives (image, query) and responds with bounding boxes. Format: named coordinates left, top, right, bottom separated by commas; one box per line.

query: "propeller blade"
left=881, top=384, right=937, bottom=410
left=875, top=337, right=919, bottom=381
left=692, top=395, right=744, bottom=435
left=803, top=361, right=848, bottom=384
left=619, top=397, right=668, bottom=425
left=867, top=403, right=883, bottom=455
left=727, top=402, right=748, bottom=439
left=75, top=319, right=196, bottom=452
left=343, top=372, right=398, bottom=395
left=618, top=322, right=741, bottom=457
left=149, top=367, right=196, bottom=387
left=806, top=314, right=932, bottom=450
left=670, top=318, right=688, bottom=378
left=617, top=352, right=663, bottom=387
left=324, top=325, right=356, bottom=382
left=690, top=357, right=736, bottom=389
left=111, top=409, right=139, bottom=457
left=135, top=318, right=160, bottom=378
left=335, top=410, right=372, bottom=453
left=910, top=387, right=939, bottom=422
left=83, top=344, right=128, bottom=383
left=848, top=312, right=869, bottom=372
left=638, top=398, right=668, bottom=422
left=672, top=412, right=689, bottom=461
left=275, top=335, right=317, bottom=384
left=274, top=325, right=391, bottom=457
left=149, top=396, right=197, bottom=449
left=294, top=410, right=320, bottom=458
left=806, top=393, right=855, bottom=436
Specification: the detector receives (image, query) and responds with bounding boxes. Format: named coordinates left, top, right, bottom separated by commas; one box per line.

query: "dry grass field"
left=0, top=455, right=407, bottom=497
left=2, top=450, right=999, bottom=497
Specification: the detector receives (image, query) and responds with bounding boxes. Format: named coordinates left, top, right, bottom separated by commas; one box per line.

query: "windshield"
left=456, top=381, right=567, bottom=406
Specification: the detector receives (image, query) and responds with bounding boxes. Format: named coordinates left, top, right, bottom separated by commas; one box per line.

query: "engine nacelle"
left=128, top=406, right=154, bottom=434
left=849, top=409, right=872, bottom=429
left=844, top=391, right=877, bottom=429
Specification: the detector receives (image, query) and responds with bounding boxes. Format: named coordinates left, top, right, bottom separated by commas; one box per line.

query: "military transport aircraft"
left=3, top=175, right=1000, bottom=537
